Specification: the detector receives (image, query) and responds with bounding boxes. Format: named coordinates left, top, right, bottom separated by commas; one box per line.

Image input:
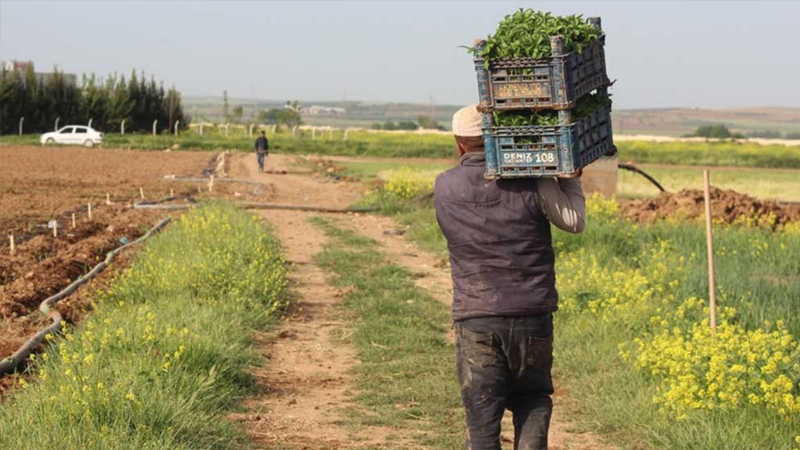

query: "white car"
left=40, top=126, right=104, bottom=147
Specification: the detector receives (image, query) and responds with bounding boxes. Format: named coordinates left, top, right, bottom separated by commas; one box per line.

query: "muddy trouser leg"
left=506, top=314, right=554, bottom=450
left=257, top=152, right=265, bottom=170
left=455, top=318, right=509, bottom=450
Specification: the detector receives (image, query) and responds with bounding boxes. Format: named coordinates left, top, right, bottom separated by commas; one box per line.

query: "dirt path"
left=229, top=155, right=399, bottom=449
left=231, top=153, right=615, bottom=450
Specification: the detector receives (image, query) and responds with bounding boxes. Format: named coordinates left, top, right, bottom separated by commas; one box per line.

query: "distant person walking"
left=254, top=130, right=269, bottom=172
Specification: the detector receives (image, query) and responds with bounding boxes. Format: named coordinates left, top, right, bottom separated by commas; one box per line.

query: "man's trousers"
left=455, top=314, right=554, bottom=450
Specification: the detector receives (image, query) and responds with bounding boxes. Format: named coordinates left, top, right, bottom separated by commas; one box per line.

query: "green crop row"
left=0, top=130, right=457, bottom=158
left=492, top=92, right=612, bottom=127
left=0, top=203, right=287, bottom=450
left=5, top=131, right=800, bottom=170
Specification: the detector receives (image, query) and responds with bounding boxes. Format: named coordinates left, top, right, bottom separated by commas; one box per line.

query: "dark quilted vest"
left=434, top=153, right=558, bottom=321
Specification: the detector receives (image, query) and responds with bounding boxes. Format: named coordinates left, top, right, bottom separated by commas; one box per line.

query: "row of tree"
left=0, top=62, right=188, bottom=135
left=257, top=101, right=303, bottom=128
left=685, top=124, right=745, bottom=140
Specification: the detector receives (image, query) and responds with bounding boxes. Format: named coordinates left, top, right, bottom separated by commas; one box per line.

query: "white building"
left=1, top=60, right=78, bottom=87
left=299, top=105, right=346, bottom=115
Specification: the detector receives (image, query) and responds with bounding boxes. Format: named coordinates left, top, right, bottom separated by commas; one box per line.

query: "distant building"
left=299, top=105, right=346, bottom=115
left=1, top=60, right=78, bottom=88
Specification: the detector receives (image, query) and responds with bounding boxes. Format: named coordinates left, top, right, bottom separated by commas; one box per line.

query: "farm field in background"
left=0, top=145, right=271, bottom=391
left=0, top=129, right=456, bottom=158
left=613, top=107, right=800, bottom=137
left=6, top=130, right=800, bottom=168
left=0, top=146, right=212, bottom=233
left=323, top=156, right=800, bottom=204
left=618, top=163, right=800, bottom=201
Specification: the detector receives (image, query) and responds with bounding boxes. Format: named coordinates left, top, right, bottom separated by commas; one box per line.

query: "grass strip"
left=0, top=203, right=287, bottom=450
left=7, top=133, right=800, bottom=169
left=309, top=217, right=463, bottom=449
left=0, top=131, right=455, bottom=158
left=616, top=140, right=800, bottom=169
left=617, top=163, right=800, bottom=201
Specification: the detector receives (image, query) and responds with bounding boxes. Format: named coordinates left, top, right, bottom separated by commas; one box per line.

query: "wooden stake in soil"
left=88, top=203, right=93, bottom=220
left=9, top=235, right=15, bottom=256
left=170, top=188, right=174, bottom=197
left=106, top=193, right=111, bottom=205
left=209, top=175, right=215, bottom=192
left=703, top=169, right=717, bottom=330
left=140, top=187, right=145, bottom=200
left=53, top=222, right=58, bottom=237
left=71, top=213, right=76, bottom=229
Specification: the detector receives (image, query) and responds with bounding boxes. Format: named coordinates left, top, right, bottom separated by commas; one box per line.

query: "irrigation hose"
left=239, top=203, right=379, bottom=213
left=0, top=217, right=171, bottom=377
left=133, top=198, right=379, bottom=214
left=133, top=195, right=199, bottom=210
left=618, top=163, right=666, bottom=193
left=163, top=175, right=265, bottom=187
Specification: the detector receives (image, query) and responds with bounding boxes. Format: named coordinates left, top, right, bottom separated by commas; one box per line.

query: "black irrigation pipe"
left=133, top=195, right=199, bottom=210
left=163, top=175, right=265, bottom=187
left=239, top=202, right=379, bottom=213
left=133, top=198, right=379, bottom=214
left=0, top=217, right=171, bottom=377
left=618, top=163, right=666, bottom=193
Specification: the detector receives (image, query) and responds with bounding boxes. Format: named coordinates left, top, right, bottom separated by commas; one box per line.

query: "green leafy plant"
left=492, top=92, right=612, bottom=127
left=493, top=109, right=559, bottom=127
left=471, top=9, right=601, bottom=62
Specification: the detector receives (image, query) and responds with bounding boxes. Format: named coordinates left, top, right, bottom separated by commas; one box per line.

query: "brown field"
left=613, top=106, right=800, bottom=136
left=0, top=145, right=271, bottom=380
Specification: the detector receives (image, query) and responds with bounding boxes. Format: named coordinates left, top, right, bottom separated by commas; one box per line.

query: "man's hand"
left=558, top=168, right=583, bottom=179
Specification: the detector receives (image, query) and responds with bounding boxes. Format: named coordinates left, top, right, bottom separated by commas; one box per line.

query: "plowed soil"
left=0, top=145, right=271, bottom=383
left=620, top=187, right=800, bottom=227
left=0, top=145, right=217, bottom=235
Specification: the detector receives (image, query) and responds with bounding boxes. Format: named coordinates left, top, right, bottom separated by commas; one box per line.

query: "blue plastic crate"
left=482, top=104, right=615, bottom=179
left=474, top=34, right=610, bottom=111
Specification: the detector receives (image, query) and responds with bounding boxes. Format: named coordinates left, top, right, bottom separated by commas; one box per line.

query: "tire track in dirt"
left=231, top=153, right=615, bottom=450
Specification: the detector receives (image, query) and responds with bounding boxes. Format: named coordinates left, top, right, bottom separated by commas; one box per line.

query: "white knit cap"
left=452, top=104, right=483, bottom=137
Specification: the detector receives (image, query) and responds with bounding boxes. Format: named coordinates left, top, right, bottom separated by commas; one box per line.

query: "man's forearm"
left=536, top=178, right=586, bottom=233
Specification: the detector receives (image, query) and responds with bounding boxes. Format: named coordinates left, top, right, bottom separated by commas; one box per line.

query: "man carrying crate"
left=254, top=130, right=269, bottom=172
left=434, top=105, right=586, bottom=450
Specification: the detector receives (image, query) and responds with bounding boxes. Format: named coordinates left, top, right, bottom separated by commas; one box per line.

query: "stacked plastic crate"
left=473, top=17, right=616, bottom=179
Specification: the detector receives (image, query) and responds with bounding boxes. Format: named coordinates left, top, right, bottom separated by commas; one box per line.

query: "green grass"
left=7, top=131, right=800, bottom=170
left=339, top=157, right=800, bottom=203
left=0, top=203, right=287, bottom=450
left=335, top=160, right=453, bottom=182
left=550, top=209, right=800, bottom=450
left=360, top=188, right=800, bottom=450
left=309, top=217, right=462, bottom=449
left=619, top=164, right=800, bottom=201
left=0, top=130, right=455, bottom=158
left=617, top=140, right=800, bottom=169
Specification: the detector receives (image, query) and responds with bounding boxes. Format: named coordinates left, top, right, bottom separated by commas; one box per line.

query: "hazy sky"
left=2, top=1, right=799, bottom=109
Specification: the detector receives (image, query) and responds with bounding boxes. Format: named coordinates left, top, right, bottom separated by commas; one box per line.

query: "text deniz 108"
left=503, top=151, right=557, bottom=165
